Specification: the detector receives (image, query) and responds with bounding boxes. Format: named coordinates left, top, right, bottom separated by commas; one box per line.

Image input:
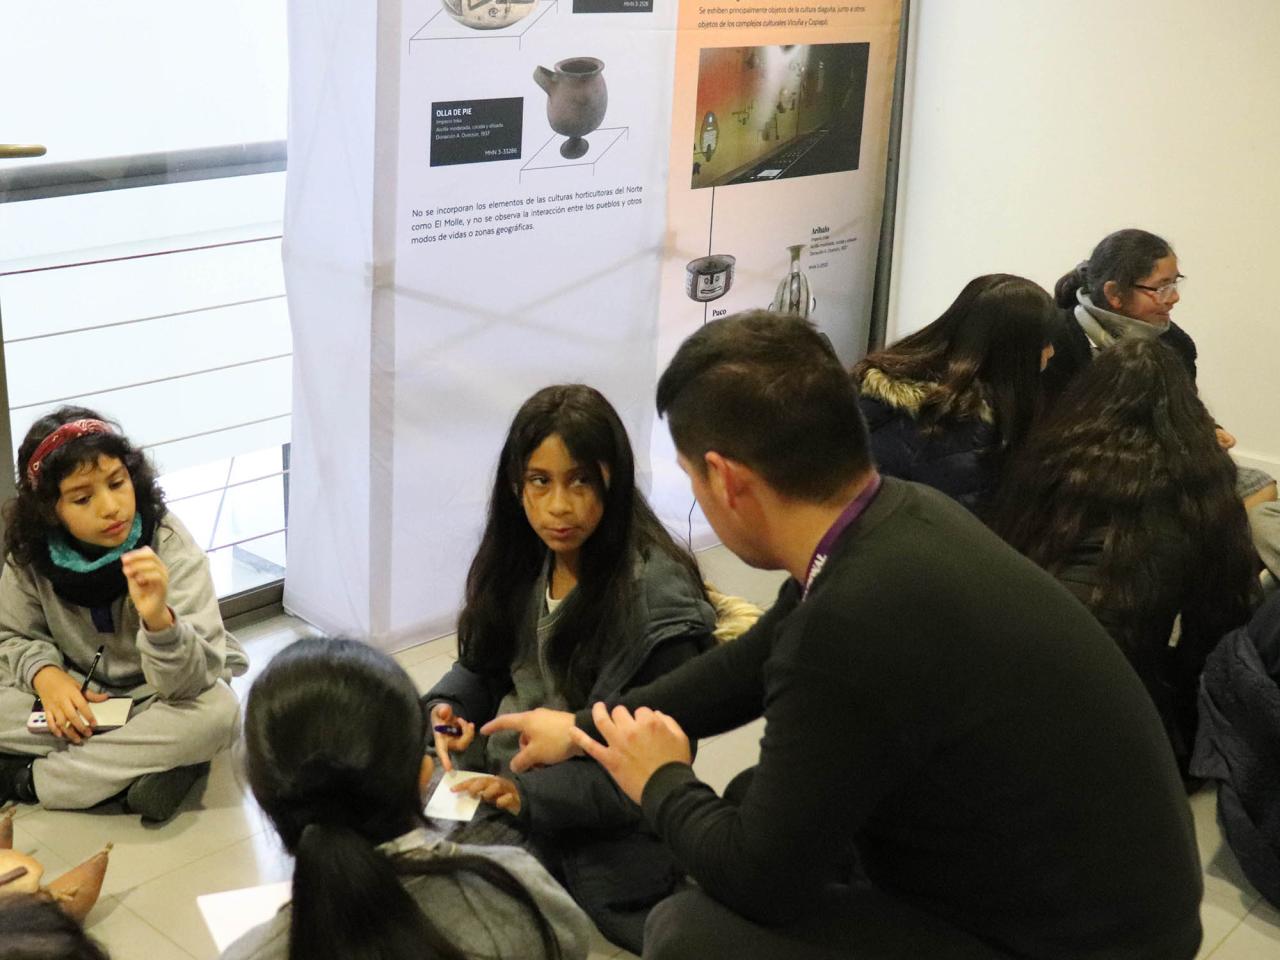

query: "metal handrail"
left=0, top=140, right=286, bottom=204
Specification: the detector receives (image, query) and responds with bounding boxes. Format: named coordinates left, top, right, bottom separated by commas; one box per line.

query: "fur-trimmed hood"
left=856, top=366, right=993, bottom=424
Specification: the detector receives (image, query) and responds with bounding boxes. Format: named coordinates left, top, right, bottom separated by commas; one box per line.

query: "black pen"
left=80, top=645, right=105, bottom=695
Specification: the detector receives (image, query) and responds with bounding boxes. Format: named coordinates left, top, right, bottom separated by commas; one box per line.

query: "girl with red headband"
left=0, top=406, right=247, bottom=820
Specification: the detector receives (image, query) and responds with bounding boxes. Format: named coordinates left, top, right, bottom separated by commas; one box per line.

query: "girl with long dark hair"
left=991, top=338, right=1257, bottom=775
left=0, top=406, right=246, bottom=820
left=421, top=384, right=715, bottom=952
left=223, top=636, right=588, bottom=960
left=851, top=274, right=1056, bottom=511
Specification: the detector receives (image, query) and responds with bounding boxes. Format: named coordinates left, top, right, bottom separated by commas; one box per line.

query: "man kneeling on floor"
left=485, top=311, right=1203, bottom=960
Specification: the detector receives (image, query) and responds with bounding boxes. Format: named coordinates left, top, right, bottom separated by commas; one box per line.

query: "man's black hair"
left=656, top=310, right=872, bottom=502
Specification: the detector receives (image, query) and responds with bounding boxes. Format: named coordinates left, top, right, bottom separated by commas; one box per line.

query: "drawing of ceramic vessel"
left=685, top=255, right=736, bottom=302
left=441, top=0, right=537, bottom=30
left=533, top=58, right=608, bottom=159
left=769, top=243, right=816, bottom=318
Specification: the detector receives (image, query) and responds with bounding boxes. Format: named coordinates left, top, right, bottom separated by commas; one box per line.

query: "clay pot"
left=441, top=0, right=537, bottom=30
left=685, top=255, right=736, bottom=303
left=0, top=850, right=43, bottom=894
left=533, top=58, right=608, bottom=159
left=769, top=243, right=816, bottom=319
left=46, top=844, right=112, bottom=923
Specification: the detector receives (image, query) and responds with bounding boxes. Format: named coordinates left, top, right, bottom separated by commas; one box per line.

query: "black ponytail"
left=246, top=637, right=563, bottom=960
left=1057, top=229, right=1174, bottom=309
left=290, top=822, right=466, bottom=960
left=1053, top=261, right=1089, bottom=309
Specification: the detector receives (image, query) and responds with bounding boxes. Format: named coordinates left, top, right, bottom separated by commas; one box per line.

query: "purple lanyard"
left=802, top=472, right=882, bottom=599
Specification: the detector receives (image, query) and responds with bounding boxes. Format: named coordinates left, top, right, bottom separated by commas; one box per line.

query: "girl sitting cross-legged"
left=0, top=406, right=247, bottom=821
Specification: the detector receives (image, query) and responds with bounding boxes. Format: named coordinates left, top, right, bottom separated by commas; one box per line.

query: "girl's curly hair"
left=990, top=338, right=1254, bottom=657
left=3, top=406, right=166, bottom=568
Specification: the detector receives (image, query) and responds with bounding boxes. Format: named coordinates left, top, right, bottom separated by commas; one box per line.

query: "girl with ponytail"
left=222, top=636, right=588, bottom=960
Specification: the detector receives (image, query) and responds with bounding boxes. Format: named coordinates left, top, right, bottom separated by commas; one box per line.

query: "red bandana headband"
left=25, top=419, right=115, bottom=488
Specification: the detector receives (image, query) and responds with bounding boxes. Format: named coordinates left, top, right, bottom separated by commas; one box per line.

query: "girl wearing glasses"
left=1047, top=228, right=1276, bottom=512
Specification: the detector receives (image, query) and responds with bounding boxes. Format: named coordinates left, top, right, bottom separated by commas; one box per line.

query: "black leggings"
left=642, top=768, right=1010, bottom=960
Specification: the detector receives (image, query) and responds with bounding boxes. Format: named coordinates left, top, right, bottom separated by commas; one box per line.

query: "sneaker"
left=124, top=762, right=209, bottom=822
left=0, top=753, right=37, bottom=805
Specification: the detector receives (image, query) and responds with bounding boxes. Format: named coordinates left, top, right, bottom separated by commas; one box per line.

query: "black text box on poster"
left=430, top=98, right=523, bottom=167
left=573, top=0, right=653, bottom=12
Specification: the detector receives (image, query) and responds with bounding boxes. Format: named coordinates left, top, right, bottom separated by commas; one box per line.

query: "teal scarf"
left=48, top=514, right=143, bottom=573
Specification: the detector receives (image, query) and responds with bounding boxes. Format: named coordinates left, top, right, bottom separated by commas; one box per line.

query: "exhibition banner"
left=285, top=0, right=902, bottom=645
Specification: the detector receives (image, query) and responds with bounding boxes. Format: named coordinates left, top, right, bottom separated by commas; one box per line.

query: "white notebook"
left=197, top=881, right=292, bottom=951
left=424, top=770, right=485, bottom=821
left=90, top=697, right=133, bottom=731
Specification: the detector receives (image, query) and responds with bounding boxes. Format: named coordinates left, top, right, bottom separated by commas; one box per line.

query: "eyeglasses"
left=1131, top=275, right=1185, bottom=302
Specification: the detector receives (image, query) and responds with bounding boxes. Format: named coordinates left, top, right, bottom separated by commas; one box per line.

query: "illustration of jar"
left=441, top=0, right=537, bottom=30
left=769, top=244, right=817, bottom=318
left=685, top=255, right=736, bottom=303
left=533, top=58, right=607, bottom=159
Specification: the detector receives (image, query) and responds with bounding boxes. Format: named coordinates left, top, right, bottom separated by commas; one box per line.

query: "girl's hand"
left=430, top=703, right=475, bottom=773
left=121, top=547, right=174, bottom=632
left=32, top=666, right=110, bottom=744
left=452, top=774, right=522, bottom=816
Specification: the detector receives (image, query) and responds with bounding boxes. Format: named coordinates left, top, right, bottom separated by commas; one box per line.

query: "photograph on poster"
left=768, top=242, right=816, bottom=318
left=691, top=43, right=870, bottom=189
left=533, top=57, right=609, bottom=159
left=411, top=0, right=556, bottom=44
left=441, top=0, right=538, bottom=29
left=684, top=253, right=736, bottom=302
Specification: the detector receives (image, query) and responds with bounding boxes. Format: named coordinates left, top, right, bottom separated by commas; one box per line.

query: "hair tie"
left=25, top=419, right=115, bottom=488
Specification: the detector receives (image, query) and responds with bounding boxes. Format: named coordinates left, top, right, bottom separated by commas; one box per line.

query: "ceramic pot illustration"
left=769, top=244, right=817, bottom=318
left=534, top=58, right=608, bottom=159
left=441, top=0, right=537, bottom=30
left=685, top=255, right=736, bottom=303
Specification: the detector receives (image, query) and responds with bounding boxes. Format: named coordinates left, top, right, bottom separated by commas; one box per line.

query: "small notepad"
left=197, top=881, right=292, bottom=951
left=424, top=771, right=486, bottom=821
left=91, top=698, right=133, bottom=731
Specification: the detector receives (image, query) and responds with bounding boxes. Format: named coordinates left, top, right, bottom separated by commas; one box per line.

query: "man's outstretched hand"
left=569, top=703, right=692, bottom=805
left=480, top=707, right=582, bottom=772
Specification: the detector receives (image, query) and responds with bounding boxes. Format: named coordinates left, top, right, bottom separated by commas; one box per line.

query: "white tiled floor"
left=8, top=546, right=1279, bottom=957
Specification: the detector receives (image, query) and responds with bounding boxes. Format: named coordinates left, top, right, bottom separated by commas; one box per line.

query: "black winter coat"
left=1192, top=590, right=1280, bottom=908
left=855, top=367, right=997, bottom=512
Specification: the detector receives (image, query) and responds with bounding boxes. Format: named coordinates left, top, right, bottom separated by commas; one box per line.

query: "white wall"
left=888, top=0, right=1280, bottom=472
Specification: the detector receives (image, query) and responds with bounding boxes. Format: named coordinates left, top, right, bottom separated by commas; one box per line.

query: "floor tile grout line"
left=101, top=896, right=201, bottom=960
left=1202, top=912, right=1250, bottom=958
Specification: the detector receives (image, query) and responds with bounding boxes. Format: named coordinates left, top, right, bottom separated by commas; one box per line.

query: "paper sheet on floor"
left=197, top=880, right=292, bottom=951
left=424, top=770, right=485, bottom=821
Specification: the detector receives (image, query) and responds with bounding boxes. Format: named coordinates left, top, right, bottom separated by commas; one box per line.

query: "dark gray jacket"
left=424, top=547, right=716, bottom=949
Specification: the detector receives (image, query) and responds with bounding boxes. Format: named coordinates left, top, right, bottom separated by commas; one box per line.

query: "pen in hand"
left=80, top=645, right=105, bottom=695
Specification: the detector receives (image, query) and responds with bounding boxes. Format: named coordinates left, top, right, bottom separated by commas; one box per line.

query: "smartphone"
left=27, top=698, right=49, bottom=734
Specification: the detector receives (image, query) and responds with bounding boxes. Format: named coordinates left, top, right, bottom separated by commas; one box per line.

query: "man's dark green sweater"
left=580, top=478, right=1202, bottom=959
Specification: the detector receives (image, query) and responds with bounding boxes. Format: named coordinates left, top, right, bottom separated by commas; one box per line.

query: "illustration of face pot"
left=685, top=255, right=736, bottom=303
left=769, top=243, right=817, bottom=318
left=533, top=58, right=608, bottom=159
left=441, top=0, right=537, bottom=30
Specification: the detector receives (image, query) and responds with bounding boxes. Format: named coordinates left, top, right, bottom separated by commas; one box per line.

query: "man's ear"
left=1102, top=279, right=1124, bottom=311
left=704, top=451, right=748, bottom=508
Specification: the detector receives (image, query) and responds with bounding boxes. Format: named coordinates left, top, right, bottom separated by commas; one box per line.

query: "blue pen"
left=433, top=723, right=462, bottom=738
